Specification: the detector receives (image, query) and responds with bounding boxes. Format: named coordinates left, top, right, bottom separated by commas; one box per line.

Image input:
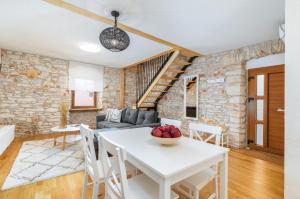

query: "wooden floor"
left=0, top=135, right=284, bottom=199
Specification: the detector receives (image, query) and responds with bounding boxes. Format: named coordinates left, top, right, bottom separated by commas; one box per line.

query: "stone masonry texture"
left=157, top=40, right=284, bottom=148
left=0, top=49, right=120, bottom=136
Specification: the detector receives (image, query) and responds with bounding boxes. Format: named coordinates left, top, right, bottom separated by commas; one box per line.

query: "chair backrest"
left=189, top=122, right=222, bottom=146
left=80, top=124, right=100, bottom=180
left=99, top=134, right=129, bottom=199
left=161, top=118, right=182, bottom=129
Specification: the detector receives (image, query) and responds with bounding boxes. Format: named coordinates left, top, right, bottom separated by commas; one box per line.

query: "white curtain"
left=69, top=61, right=104, bottom=92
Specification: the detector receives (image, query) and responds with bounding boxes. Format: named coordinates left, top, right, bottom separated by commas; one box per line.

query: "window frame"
left=71, top=90, right=97, bottom=110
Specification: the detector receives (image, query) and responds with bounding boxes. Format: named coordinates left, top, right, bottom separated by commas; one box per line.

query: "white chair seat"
left=110, top=174, right=179, bottom=199
left=182, top=168, right=216, bottom=190
left=95, top=160, right=136, bottom=180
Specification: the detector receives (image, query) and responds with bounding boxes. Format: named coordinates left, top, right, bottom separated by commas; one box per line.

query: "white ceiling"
left=0, top=0, right=284, bottom=68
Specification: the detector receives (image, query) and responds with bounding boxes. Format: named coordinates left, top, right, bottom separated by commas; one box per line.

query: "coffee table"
left=51, top=125, right=82, bottom=150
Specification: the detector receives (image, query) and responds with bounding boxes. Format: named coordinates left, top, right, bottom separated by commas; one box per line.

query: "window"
left=71, top=90, right=97, bottom=109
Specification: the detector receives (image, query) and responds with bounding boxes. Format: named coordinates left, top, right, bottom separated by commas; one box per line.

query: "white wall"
left=285, top=1, right=300, bottom=198
left=246, top=53, right=285, bottom=69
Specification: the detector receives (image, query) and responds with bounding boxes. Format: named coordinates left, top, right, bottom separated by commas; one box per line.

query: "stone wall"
left=102, top=67, right=121, bottom=110
left=0, top=49, right=69, bottom=136
left=157, top=40, right=285, bottom=148
left=124, top=68, right=137, bottom=108
left=0, top=48, right=121, bottom=136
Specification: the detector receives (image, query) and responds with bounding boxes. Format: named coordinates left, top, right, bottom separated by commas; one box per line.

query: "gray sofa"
left=96, top=108, right=160, bottom=130
left=94, top=108, right=160, bottom=158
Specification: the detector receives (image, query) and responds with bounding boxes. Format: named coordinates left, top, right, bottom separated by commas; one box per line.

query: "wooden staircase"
left=133, top=49, right=198, bottom=110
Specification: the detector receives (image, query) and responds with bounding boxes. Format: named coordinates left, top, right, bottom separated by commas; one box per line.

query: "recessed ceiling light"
left=79, top=43, right=101, bottom=53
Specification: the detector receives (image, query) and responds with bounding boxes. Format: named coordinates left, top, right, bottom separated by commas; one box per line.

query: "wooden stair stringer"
left=155, top=56, right=198, bottom=104
left=137, top=50, right=180, bottom=107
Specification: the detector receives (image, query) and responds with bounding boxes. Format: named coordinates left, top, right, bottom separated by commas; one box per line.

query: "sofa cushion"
left=97, top=121, right=133, bottom=129
left=136, top=110, right=158, bottom=125
left=123, top=108, right=139, bottom=124
left=120, top=108, right=128, bottom=122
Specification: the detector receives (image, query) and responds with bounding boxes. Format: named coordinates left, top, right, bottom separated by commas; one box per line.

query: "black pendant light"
left=99, top=11, right=130, bottom=52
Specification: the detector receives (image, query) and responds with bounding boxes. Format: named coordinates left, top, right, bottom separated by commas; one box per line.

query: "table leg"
left=53, top=137, right=56, bottom=146
left=219, top=152, right=228, bottom=199
left=159, top=180, right=171, bottom=199
left=62, top=134, right=66, bottom=150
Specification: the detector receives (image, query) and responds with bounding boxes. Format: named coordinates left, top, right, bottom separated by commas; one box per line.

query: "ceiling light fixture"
left=99, top=10, right=130, bottom=52
left=79, top=43, right=101, bottom=53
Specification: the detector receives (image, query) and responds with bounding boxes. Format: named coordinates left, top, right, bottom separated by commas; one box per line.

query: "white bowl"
left=152, top=136, right=181, bottom=145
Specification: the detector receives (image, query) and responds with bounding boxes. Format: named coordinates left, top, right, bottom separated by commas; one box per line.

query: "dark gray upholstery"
left=96, top=108, right=160, bottom=129
left=97, top=121, right=133, bottom=128
left=94, top=109, right=160, bottom=158
left=136, top=110, right=158, bottom=125
left=123, top=108, right=139, bottom=124
left=120, top=108, right=128, bottom=122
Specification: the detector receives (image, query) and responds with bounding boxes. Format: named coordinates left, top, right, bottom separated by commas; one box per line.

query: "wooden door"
left=247, top=65, right=284, bottom=155
left=268, top=72, right=284, bottom=153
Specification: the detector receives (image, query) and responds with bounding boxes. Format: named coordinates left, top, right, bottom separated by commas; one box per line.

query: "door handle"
left=248, top=97, right=255, bottom=103
left=277, top=108, right=285, bottom=112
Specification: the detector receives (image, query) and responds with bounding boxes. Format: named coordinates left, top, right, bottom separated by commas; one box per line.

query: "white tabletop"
left=51, top=125, right=80, bottom=133
left=99, top=127, right=228, bottom=178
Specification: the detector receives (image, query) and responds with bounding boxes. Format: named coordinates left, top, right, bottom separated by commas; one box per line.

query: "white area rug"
left=1, top=137, right=84, bottom=190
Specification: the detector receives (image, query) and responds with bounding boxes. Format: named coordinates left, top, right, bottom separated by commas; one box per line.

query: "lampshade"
left=99, top=11, right=130, bottom=52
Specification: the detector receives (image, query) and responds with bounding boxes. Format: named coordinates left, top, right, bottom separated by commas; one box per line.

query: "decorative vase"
left=59, top=101, right=68, bottom=128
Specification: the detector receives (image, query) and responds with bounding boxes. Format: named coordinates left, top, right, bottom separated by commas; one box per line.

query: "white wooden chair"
left=80, top=125, right=137, bottom=199
left=80, top=124, right=104, bottom=199
left=161, top=118, right=182, bottom=129
left=175, top=122, right=223, bottom=199
left=99, top=134, right=179, bottom=199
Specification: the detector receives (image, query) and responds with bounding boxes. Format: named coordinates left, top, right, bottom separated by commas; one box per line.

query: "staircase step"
left=172, top=59, right=191, bottom=66
left=180, top=50, right=199, bottom=58
left=151, top=90, right=168, bottom=93
left=161, top=76, right=178, bottom=80
left=139, top=106, right=155, bottom=108
left=142, top=101, right=157, bottom=104
left=167, top=68, right=186, bottom=73
left=156, top=83, right=173, bottom=87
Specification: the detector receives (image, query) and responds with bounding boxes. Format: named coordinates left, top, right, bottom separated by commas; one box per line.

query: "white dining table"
left=97, top=127, right=228, bottom=199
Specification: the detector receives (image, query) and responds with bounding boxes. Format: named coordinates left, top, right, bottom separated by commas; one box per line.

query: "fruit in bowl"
left=151, top=125, right=182, bottom=145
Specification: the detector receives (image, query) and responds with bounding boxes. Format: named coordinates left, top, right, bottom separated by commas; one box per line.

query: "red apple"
left=162, top=132, right=172, bottom=138
left=171, top=128, right=182, bottom=138
left=153, top=128, right=162, bottom=137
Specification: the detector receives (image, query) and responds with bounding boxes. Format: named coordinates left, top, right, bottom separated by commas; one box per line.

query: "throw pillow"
left=105, top=109, right=113, bottom=121
left=110, top=109, right=122, bottom=123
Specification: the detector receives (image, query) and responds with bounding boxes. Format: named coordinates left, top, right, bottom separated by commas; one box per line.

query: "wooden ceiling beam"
left=43, top=0, right=201, bottom=57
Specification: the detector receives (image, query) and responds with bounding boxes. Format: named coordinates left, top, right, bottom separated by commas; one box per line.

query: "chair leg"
left=214, top=177, right=219, bottom=199
left=92, top=182, right=99, bottom=199
left=226, top=135, right=229, bottom=148
left=82, top=172, right=88, bottom=199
